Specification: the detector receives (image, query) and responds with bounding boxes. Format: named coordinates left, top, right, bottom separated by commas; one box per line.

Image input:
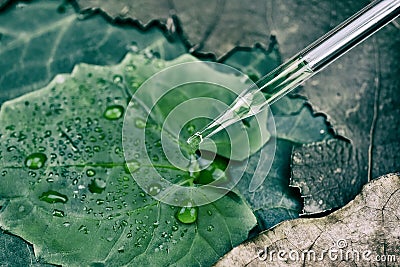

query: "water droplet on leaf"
left=86, top=169, right=96, bottom=177
left=126, top=160, right=140, bottom=172
left=176, top=202, right=198, bottom=224
left=39, top=190, right=68, bottom=204
left=88, top=178, right=107, bottom=194
left=134, top=118, right=146, bottom=129
left=103, top=105, right=124, bottom=120
left=78, top=225, right=89, bottom=234
left=113, top=75, right=123, bottom=84
left=52, top=209, right=65, bottom=217
left=25, top=153, right=47, bottom=169
left=7, top=146, right=17, bottom=152
left=148, top=183, right=161, bottom=196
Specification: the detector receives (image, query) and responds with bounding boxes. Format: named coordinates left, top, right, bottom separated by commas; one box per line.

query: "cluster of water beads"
left=2, top=55, right=229, bottom=258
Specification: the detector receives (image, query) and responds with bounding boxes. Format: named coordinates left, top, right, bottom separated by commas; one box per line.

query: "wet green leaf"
left=0, top=52, right=258, bottom=266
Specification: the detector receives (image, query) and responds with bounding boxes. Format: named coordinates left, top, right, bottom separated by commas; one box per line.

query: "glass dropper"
left=187, top=0, right=400, bottom=147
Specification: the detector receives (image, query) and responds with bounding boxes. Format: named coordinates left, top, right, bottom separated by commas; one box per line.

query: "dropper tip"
left=187, top=132, right=203, bottom=148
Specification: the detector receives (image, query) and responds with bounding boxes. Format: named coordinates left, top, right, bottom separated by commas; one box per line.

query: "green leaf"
left=0, top=52, right=258, bottom=266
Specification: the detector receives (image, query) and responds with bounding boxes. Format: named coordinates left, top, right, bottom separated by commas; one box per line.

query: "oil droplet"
left=207, top=225, right=214, bottom=232
left=39, top=190, right=68, bottom=204
left=25, top=153, right=47, bottom=170
left=86, top=169, right=96, bottom=177
left=103, top=105, right=124, bottom=120
left=134, top=118, right=146, bottom=129
left=176, top=203, right=198, bottom=224
left=88, top=178, right=107, bottom=194
left=52, top=209, right=65, bottom=217
left=148, top=183, right=161, bottom=196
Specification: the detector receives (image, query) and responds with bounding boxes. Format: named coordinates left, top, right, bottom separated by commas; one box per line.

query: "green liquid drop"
left=104, top=105, right=124, bottom=120
left=39, top=190, right=68, bottom=204
left=176, top=203, right=198, bottom=224
left=25, top=153, right=47, bottom=170
left=88, top=178, right=107, bottom=194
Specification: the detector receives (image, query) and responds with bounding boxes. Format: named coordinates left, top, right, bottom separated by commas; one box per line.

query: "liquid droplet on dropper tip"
left=187, top=132, right=203, bottom=150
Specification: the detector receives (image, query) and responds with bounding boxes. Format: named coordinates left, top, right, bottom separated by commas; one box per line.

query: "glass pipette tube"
left=187, top=0, right=400, bottom=147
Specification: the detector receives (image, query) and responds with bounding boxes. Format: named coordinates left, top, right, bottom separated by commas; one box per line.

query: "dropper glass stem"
left=187, top=0, right=400, bottom=146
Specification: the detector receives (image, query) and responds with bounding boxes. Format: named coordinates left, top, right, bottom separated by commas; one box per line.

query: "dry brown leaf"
left=216, top=173, right=400, bottom=266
